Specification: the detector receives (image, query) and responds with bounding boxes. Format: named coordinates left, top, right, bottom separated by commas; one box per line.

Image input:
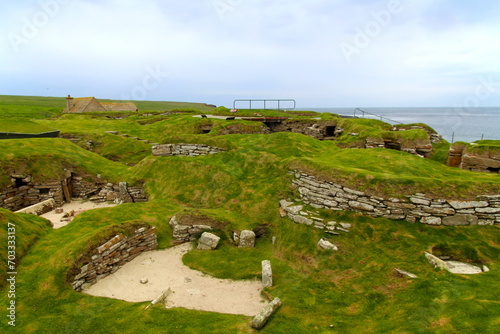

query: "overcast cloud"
left=1, top=0, right=499, bottom=108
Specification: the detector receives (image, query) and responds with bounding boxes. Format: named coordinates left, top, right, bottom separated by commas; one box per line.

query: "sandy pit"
left=41, top=200, right=117, bottom=229
left=84, top=243, right=267, bottom=316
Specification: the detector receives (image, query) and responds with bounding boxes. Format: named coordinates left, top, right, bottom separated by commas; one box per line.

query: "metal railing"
left=233, top=99, right=296, bottom=110
left=354, top=108, right=403, bottom=124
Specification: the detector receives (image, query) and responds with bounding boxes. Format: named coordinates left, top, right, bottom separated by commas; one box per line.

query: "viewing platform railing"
left=354, top=108, right=403, bottom=124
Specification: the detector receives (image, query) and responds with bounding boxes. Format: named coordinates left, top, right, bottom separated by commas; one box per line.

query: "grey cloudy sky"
left=1, top=0, right=499, bottom=108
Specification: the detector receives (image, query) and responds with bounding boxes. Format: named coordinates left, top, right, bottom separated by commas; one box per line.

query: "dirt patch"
left=178, top=214, right=226, bottom=229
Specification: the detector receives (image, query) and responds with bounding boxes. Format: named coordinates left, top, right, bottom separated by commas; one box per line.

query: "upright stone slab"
left=262, top=260, right=273, bottom=288
left=251, top=297, right=282, bottom=330
left=119, top=182, right=133, bottom=203
left=238, top=230, right=255, bottom=248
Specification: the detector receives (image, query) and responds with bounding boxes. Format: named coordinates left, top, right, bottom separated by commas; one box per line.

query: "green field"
left=0, top=95, right=499, bottom=333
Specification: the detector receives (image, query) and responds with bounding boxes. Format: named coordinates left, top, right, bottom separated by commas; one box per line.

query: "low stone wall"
left=152, top=143, right=225, bottom=157
left=292, top=171, right=500, bottom=226
left=1, top=175, right=65, bottom=212
left=169, top=215, right=213, bottom=245
left=71, top=226, right=157, bottom=292
left=365, top=137, right=433, bottom=157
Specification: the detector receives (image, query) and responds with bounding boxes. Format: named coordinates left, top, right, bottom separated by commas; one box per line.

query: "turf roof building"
left=64, top=95, right=138, bottom=113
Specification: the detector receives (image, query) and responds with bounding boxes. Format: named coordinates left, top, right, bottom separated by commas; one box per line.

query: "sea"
left=298, top=107, right=500, bottom=143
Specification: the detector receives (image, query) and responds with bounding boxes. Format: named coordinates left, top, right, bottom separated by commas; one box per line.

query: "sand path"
left=84, top=243, right=267, bottom=316
left=41, top=200, right=117, bottom=229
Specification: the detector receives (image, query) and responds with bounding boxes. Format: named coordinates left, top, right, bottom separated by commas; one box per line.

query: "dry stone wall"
left=0, top=174, right=148, bottom=213
left=267, top=120, right=343, bottom=140
left=0, top=175, right=65, bottom=212
left=152, top=144, right=225, bottom=157
left=72, top=178, right=148, bottom=204
left=71, top=226, right=157, bottom=292
left=364, top=137, right=433, bottom=157
left=169, top=215, right=213, bottom=245
left=291, top=171, right=500, bottom=226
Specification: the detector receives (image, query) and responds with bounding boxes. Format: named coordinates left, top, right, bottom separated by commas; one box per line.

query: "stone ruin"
left=152, top=143, right=225, bottom=157
left=265, top=120, right=344, bottom=141
left=447, top=143, right=500, bottom=173
left=0, top=173, right=148, bottom=213
left=70, top=226, right=157, bottom=292
left=289, top=171, right=500, bottom=226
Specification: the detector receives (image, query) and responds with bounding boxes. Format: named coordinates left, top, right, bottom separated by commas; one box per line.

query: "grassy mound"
left=0, top=138, right=129, bottom=187
left=0, top=95, right=499, bottom=333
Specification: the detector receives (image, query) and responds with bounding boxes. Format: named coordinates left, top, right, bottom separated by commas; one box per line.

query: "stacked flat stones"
left=72, top=226, right=157, bottom=292
left=1, top=175, right=148, bottom=212
left=291, top=171, right=500, bottom=226
left=1, top=175, right=64, bottom=211
left=169, top=215, right=213, bottom=245
left=152, top=144, right=225, bottom=157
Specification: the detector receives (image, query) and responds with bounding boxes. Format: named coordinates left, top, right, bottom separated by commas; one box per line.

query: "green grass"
left=0, top=119, right=56, bottom=134
left=429, top=140, right=451, bottom=164
left=0, top=138, right=129, bottom=187
left=0, top=95, right=499, bottom=333
left=0, top=209, right=52, bottom=290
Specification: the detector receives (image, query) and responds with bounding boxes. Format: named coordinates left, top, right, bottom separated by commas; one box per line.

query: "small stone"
left=272, top=236, right=276, bottom=245
left=279, top=207, right=286, bottom=218
left=55, top=208, right=64, bottom=214
left=482, top=265, right=490, bottom=273
left=339, top=222, right=352, bottom=229
left=318, top=238, right=338, bottom=251
left=184, top=277, right=192, bottom=283
left=140, top=278, right=148, bottom=284
left=394, top=268, right=418, bottom=278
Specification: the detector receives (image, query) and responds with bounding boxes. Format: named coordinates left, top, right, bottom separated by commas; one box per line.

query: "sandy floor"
left=41, top=200, right=117, bottom=229
left=85, top=243, right=267, bottom=316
